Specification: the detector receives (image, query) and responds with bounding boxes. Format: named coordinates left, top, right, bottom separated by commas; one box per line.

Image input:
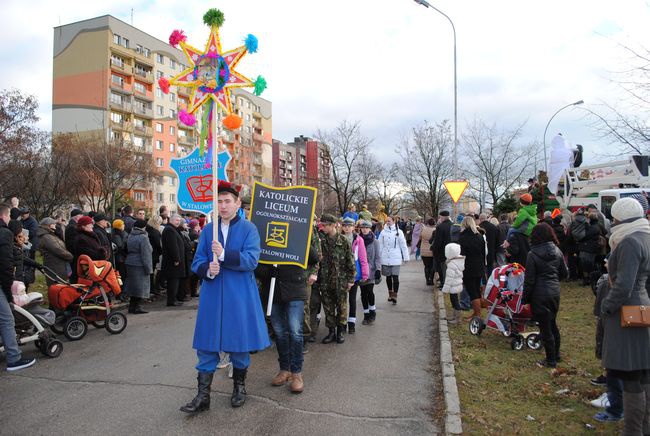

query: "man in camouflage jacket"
left=318, top=214, right=355, bottom=344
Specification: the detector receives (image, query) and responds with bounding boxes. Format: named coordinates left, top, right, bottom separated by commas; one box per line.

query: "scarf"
left=361, top=231, right=375, bottom=247
left=609, top=217, right=650, bottom=250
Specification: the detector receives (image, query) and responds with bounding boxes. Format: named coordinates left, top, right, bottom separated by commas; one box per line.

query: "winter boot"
left=180, top=371, right=213, bottom=413
left=322, top=327, right=336, bottom=344
left=132, top=297, right=148, bottom=314
left=392, top=293, right=397, bottom=305
left=362, top=313, right=370, bottom=325
left=128, top=297, right=137, bottom=314
left=347, top=322, right=356, bottom=334
left=447, top=309, right=459, bottom=325
left=231, top=367, right=247, bottom=408
left=622, top=390, right=646, bottom=435
left=369, top=310, right=376, bottom=323
left=336, top=325, right=345, bottom=344
left=387, top=291, right=394, bottom=302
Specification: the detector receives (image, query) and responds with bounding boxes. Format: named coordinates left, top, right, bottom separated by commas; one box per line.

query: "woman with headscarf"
left=600, top=198, right=650, bottom=434
left=37, top=217, right=73, bottom=285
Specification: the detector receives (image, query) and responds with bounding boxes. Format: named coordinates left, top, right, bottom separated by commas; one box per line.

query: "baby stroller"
left=38, top=255, right=127, bottom=341
left=0, top=293, right=63, bottom=358
left=468, top=263, right=542, bottom=351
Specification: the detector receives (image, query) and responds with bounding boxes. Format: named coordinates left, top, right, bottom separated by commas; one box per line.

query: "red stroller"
left=44, top=255, right=127, bottom=341
left=468, top=263, right=541, bottom=350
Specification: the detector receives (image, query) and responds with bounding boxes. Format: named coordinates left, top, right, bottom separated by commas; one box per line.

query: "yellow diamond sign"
left=443, top=180, right=469, bottom=203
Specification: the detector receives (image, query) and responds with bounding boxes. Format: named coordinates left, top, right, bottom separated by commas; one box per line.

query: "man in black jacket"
left=161, top=214, right=186, bottom=307
left=0, top=204, right=36, bottom=371
left=431, top=210, right=452, bottom=288
left=479, top=213, right=499, bottom=274
left=93, top=214, right=113, bottom=265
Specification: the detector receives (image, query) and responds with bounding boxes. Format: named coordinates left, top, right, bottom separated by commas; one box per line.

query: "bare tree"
left=314, top=120, right=372, bottom=216
left=372, top=162, right=404, bottom=216
left=462, top=118, right=534, bottom=209
left=65, top=133, right=154, bottom=216
left=396, top=121, right=454, bottom=218
left=355, top=152, right=382, bottom=205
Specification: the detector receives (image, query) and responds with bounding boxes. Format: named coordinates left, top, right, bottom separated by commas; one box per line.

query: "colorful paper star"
left=169, top=27, right=254, bottom=114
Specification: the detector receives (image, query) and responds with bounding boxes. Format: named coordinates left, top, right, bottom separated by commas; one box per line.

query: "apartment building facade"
left=53, top=15, right=272, bottom=214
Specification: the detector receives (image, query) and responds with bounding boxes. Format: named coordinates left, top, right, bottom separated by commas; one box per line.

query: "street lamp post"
left=542, top=99, right=584, bottom=173
left=413, top=0, right=458, bottom=179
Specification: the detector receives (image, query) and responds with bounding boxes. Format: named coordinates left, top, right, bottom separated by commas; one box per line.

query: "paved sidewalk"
left=0, top=260, right=442, bottom=435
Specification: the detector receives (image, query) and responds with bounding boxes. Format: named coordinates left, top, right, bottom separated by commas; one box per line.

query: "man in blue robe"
left=180, top=180, right=270, bottom=413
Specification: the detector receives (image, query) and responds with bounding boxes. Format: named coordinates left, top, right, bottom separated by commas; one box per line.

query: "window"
left=247, top=101, right=251, bottom=109
left=178, top=129, right=187, bottom=138
left=155, top=123, right=163, bottom=133
left=169, top=92, right=176, bottom=103
left=133, top=136, right=145, bottom=147
left=156, top=70, right=164, bottom=80
left=169, top=58, right=176, bottom=69
left=156, top=53, right=164, bottom=64
left=113, top=34, right=121, bottom=45
left=156, top=193, right=164, bottom=202
left=134, top=118, right=145, bottom=129
left=169, top=143, right=175, bottom=152
left=134, top=191, right=145, bottom=202
left=280, top=150, right=285, bottom=157
left=110, top=92, right=123, bottom=105
left=156, top=140, right=163, bottom=150
left=111, top=74, right=124, bottom=87
left=155, top=88, right=163, bottom=98
left=143, top=47, right=151, bottom=58
left=169, top=109, right=176, bottom=118
left=238, top=98, right=243, bottom=107
left=110, top=112, right=123, bottom=123
left=122, top=38, right=129, bottom=49
left=156, top=158, right=164, bottom=167
left=134, top=82, right=146, bottom=94
left=246, top=126, right=251, bottom=134
left=245, top=114, right=250, bottom=122
left=136, top=44, right=143, bottom=54
left=169, top=193, right=175, bottom=202
left=168, top=176, right=175, bottom=186
left=300, top=164, right=306, bottom=172
left=156, top=105, right=164, bottom=116
left=169, top=126, right=175, bottom=135
left=110, top=55, right=124, bottom=67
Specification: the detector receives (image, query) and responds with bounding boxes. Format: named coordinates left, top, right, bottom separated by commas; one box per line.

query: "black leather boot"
left=321, top=327, right=336, bottom=344
left=231, top=367, right=247, bottom=407
left=336, top=325, right=345, bottom=344
left=362, top=313, right=370, bottom=325
left=369, top=310, right=376, bottom=323
left=128, top=297, right=137, bottom=314
left=347, top=322, right=355, bottom=334
left=180, top=371, right=213, bottom=413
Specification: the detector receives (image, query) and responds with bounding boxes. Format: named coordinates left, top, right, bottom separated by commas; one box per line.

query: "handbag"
left=620, top=305, right=650, bottom=327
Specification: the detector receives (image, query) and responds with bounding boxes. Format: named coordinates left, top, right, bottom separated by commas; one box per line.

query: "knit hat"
left=189, top=219, right=199, bottom=227
left=39, top=217, right=57, bottom=226
left=77, top=216, right=93, bottom=227
left=112, top=219, right=125, bottom=231
left=456, top=214, right=464, bottom=224
left=133, top=219, right=147, bottom=229
left=611, top=197, right=645, bottom=222
left=439, top=210, right=450, bottom=217
left=359, top=220, right=372, bottom=228
left=520, top=193, right=533, bottom=205
left=93, top=213, right=108, bottom=223
left=70, top=208, right=83, bottom=218
left=342, top=217, right=356, bottom=226
left=320, top=213, right=337, bottom=224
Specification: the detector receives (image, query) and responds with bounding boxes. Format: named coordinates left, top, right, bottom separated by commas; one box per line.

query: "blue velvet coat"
left=191, top=216, right=270, bottom=353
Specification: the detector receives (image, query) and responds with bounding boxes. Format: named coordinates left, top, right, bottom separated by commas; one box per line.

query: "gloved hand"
left=374, top=270, right=381, bottom=285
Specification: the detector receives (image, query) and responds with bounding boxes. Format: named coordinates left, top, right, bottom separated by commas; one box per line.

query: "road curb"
left=437, top=291, right=463, bottom=435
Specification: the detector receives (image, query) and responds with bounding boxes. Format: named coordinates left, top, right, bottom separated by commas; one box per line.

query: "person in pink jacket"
left=341, top=217, right=369, bottom=333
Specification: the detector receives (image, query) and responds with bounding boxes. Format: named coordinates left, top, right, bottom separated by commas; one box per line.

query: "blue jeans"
left=0, top=291, right=21, bottom=365
left=196, top=350, right=250, bottom=372
left=606, top=372, right=624, bottom=418
left=270, top=300, right=304, bottom=373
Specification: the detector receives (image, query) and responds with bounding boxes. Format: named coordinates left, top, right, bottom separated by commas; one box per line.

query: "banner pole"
left=212, top=105, right=219, bottom=262
left=266, top=264, right=277, bottom=317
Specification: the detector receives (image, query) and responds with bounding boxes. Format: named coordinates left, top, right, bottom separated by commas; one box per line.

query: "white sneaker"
left=590, top=393, right=610, bottom=408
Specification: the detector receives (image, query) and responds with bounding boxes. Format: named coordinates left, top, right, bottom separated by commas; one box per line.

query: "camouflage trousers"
left=303, top=285, right=312, bottom=338
left=320, top=286, right=349, bottom=328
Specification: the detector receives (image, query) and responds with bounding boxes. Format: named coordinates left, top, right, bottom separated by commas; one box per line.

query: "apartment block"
left=53, top=15, right=272, bottom=214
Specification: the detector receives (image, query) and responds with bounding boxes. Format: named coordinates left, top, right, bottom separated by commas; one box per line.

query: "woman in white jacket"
left=441, top=243, right=465, bottom=325
left=378, top=216, right=410, bottom=304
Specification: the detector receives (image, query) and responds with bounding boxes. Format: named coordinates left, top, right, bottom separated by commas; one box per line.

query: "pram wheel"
left=43, top=339, right=63, bottom=357
left=526, top=333, right=542, bottom=350
left=510, top=336, right=524, bottom=351
left=105, top=312, right=127, bottom=335
left=468, top=317, right=484, bottom=336
left=64, top=316, right=88, bottom=341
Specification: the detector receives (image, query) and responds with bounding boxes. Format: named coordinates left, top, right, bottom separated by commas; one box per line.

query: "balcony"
left=133, top=87, right=153, bottom=101
left=109, top=100, right=132, bottom=112
left=110, top=60, right=133, bottom=76
left=134, top=125, right=153, bottom=136
left=110, top=42, right=133, bottom=59
left=178, top=86, right=191, bottom=97
left=134, top=70, right=154, bottom=84
left=134, top=51, right=154, bottom=67
left=133, top=105, right=153, bottom=119
left=111, top=120, right=127, bottom=130
left=178, top=135, right=195, bottom=147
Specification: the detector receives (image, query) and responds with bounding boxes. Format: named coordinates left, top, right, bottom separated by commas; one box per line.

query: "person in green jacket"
left=508, top=193, right=538, bottom=238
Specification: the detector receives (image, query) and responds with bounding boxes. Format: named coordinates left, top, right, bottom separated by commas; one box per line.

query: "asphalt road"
left=0, top=260, right=441, bottom=435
